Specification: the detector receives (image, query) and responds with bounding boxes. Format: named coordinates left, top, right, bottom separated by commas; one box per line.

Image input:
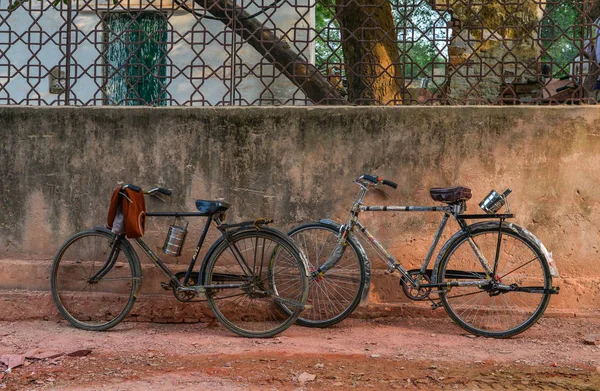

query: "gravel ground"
left=1, top=316, right=599, bottom=390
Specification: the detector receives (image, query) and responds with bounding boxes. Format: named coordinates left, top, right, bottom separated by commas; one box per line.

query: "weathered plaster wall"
left=0, top=106, right=598, bottom=320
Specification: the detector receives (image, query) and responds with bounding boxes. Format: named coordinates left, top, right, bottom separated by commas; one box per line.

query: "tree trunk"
left=336, top=0, right=403, bottom=104
left=195, top=0, right=348, bottom=105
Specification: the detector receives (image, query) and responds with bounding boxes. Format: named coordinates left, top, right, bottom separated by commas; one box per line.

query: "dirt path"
left=1, top=316, right=599, bottom=390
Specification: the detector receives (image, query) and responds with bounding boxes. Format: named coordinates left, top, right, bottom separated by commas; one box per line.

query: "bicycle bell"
left=479, top=188, right=512, bottom=214
left=162, top=217, right=189, bottom=256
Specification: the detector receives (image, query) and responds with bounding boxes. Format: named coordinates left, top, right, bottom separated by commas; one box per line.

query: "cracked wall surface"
left=0, top=106, right=598, bottom=314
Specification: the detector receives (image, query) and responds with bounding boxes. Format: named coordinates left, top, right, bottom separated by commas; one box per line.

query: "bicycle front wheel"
left=288, top=222, right=365, bottom=327
left=437, top=224, right=552, bottom=338
left=51, top=230, right=141, bottom=331
left=204, top=228, right=308, bottom=338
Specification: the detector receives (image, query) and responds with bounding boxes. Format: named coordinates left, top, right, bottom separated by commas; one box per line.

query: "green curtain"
left=104, top=13, right=167, bottom=106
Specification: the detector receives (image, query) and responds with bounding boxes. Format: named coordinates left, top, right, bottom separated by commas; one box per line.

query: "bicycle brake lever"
left=152, top=194, right=167, bottom=203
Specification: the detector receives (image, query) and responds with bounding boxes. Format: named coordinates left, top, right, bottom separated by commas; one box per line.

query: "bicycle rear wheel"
left=437, top=224, right=551, bottom=338
left=204, top=228, right=308, bottom=338
left=51, top=229, right=141, bottom=331
left=288, top=222, right=365, bottom=327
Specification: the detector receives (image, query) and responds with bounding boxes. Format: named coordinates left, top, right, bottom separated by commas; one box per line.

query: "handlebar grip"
left=382, top=179, right=398, bottom=189
left=157, top=187, right=172, bottom=196
left=362, top=174, right=379, bottom=184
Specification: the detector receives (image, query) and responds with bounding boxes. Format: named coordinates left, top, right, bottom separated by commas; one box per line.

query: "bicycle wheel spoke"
left=499, top=256, right=539, bottom=279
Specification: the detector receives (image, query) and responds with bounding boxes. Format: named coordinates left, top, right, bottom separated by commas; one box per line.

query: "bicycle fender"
left=319, top=219, right=372, bottom=303
left=430, top=221, right=558, bottom=284
left=504, top=223, right=559, bottom=277
left=92, top=226, right=143, bottom=297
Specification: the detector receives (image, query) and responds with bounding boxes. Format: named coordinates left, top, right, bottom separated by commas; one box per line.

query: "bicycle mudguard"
left=431, top=221, right=559, bottom=284
left=92, top=226, right=143, bottom=297
left=319, top=219, right=372, bottom=303
left=505, top=223, right=559, bottom=277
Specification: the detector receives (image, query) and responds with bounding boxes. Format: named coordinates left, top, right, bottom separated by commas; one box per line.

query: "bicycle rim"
left=205, top=230, right=308, bottom=338
left=289, top=223, right=365, bottom=327
left=51, top=231, right=139, bottom=331
left=438, top=227, right=551, bottom=338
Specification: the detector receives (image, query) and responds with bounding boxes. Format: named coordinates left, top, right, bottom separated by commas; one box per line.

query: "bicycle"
left=288, top=174, right=560, bottom=338
left=51, top=185, right=309, bottom=338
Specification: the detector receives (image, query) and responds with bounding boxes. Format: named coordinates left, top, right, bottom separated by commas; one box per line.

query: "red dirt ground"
left=1, top=316, right=599, bottom=390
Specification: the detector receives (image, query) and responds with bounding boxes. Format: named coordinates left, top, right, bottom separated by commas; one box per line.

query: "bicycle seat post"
left=452, top=201, right=466, bottom=216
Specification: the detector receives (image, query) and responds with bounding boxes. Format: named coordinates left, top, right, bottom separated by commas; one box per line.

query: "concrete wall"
left=1, top=106, right=599, bottom=321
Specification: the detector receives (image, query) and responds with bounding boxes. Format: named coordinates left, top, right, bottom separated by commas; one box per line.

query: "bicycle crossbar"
left=361, top=206, right=448, bottom=212
left=146, top=211, right=211, bottom=217
left=457, top=214, right=514, bottom=219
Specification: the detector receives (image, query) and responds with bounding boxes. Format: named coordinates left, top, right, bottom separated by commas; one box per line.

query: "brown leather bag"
left=106, top=186, right=146, bottom=239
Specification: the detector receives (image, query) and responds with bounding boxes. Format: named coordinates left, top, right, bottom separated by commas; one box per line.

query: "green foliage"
left=313, top=0, right=450, bottom=81
left=540, top=0, right=583, bottom=78
left=394, top=0, right=449, bottom=79
left=314, top=0, right=343, bottom=69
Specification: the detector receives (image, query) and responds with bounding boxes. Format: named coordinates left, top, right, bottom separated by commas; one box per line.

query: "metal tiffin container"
left=162, top=219, right=189, bottom=256
left=479, top=188, right=512, bottom=214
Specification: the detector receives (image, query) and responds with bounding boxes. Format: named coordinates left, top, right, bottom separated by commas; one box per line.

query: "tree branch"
left=195, top=0, right=349, bottom=105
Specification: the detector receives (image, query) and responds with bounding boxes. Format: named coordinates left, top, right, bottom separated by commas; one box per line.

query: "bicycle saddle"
left=430, top=187, right=472, bottom=204
left=195, top=200, right=230, bottom=214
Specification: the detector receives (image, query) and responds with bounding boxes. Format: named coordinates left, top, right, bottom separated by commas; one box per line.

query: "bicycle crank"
left=400, top=269, right=432, bottom=301
left=172, top=272, right=203, bottom=302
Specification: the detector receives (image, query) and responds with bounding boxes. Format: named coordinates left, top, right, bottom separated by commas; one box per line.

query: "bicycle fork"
left=88, top=234, right=122, bottom=283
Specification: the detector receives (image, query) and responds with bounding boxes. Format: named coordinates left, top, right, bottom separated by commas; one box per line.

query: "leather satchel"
left=106, top=185, right=146, bottom=238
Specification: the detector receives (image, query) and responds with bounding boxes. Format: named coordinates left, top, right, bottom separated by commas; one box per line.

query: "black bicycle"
left=51, top=186, right=309, bottom=338
left=288, top=175, right=560, bottom=338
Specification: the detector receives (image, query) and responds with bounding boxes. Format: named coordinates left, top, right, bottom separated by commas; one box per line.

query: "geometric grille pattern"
left=0, top=0, right=598, bottom=105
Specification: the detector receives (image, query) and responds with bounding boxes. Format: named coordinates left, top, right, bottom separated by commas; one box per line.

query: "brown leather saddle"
left=430, top=186, right=472, bottom=204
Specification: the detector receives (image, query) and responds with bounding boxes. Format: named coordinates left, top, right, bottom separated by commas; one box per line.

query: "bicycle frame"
left=331, top=182, right=515, bottom=291
left=102, top=211, right=262, bottom=296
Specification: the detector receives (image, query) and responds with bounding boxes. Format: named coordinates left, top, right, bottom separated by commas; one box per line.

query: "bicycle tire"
left=437, top=224, right=552, bottom=338
left=204, top=228, right=308, bottom=338
left=51, top=229, right=141, bottom=331
left=288, top=222, right=365, bottom=328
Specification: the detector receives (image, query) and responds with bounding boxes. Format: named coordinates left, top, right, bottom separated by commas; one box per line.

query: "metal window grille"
left=0, top=0, right=598, bottom=105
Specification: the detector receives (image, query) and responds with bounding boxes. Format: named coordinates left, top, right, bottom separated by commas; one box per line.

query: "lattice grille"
left=0, top=0, right=598, bottom=105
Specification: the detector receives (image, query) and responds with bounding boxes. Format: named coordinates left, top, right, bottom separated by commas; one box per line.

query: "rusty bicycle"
left=288, top=174, right=560, bottom=338
left=51, top=185, right=309, bottom=338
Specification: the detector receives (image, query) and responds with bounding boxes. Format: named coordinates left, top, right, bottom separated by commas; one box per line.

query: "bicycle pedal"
left=160, top=282, right=172, bottom=290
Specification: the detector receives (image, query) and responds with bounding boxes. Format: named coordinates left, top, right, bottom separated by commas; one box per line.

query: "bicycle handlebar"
left=146, top=187, right=172, bottom=196
left=121, top=184, right=171, bottom=196
left=358, top=174, right=398, bottom=189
